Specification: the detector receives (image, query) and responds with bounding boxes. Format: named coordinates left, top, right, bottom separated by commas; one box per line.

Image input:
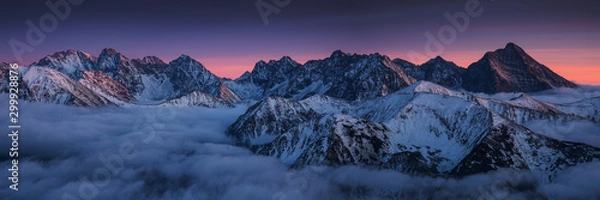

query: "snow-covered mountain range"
left=0, top=43, right=578, bottom=106
left=1, top=43, right=597, bottom=178
left=1, top=48, right=241, bottom=107
left=227, top=81, right=599, bottom=178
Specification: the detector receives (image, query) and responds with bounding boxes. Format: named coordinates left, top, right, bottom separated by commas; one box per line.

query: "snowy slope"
left=79, top=70, right=133, bottom=102
left=454, top=114, right=600, bottom=179
left=13, top=49, right=240, bottom=107
left=159, top=91, right=233, bottom=108
left=554, top=97, right=600, bottom=122
left=32, top=49, right=97, bottom=80
left=227, top=89, right=494, bottom=174
left=475, top=93, right=584, bottom=125
left=227, top=81, right=600, bottom=176
left=21, top=66, right=109, bottom=106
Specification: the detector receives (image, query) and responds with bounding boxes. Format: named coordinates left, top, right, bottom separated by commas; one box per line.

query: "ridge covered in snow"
left=227, top=81, right=600, bottom=176
left=4, top=49, right=240, bottom=107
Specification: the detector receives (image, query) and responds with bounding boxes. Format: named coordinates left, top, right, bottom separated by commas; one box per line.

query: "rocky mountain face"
left=160, top=55, right=240, bottom=103
left=95, top=48, right=146, bottom=96
left=33, top=49, right=98, bottom=80
left=227, top=50, right=416, bottom=101
left=2, top=43, right=578, bottom=107
left=21, top=66, right=110, bottom=106
left=396, top=56, right=466, bottom=89
left=462, top=43, right=577, bottom=93
left=226, top=81, right=600, bottom=177
left=80, top=70, right=133, bottom=103
left=454, top=116, right=600, bottom=177
left=226, top=43, right=576, bottom=104
left=159, top=91, right=234, bottom=108
left=7, top=49, right=240, bottom=106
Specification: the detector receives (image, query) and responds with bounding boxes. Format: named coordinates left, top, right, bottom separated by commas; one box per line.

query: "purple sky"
left=1, top=0, right=599, bottom=83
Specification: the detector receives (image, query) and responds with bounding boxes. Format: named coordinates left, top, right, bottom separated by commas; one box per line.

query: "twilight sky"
left=1, top=0, right=599, bottom=84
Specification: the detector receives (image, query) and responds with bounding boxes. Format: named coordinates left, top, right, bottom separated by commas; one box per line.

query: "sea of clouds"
left=0, top=88, right=599, bottom=200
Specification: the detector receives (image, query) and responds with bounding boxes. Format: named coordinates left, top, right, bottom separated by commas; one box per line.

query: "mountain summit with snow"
left=226, top=81, right=599, bottom=177
left=2, top=48, right=240, bottom=107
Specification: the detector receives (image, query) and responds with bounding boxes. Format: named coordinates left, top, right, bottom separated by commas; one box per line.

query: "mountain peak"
left=100, top=48, right=119, bottom=56
left=505, top=42, right=519, bottom=50
left=48, top=49, right=78, bottom=59
left=39, top=49, right=95, bottom=62
left=431, top=55, right=448, bottom=63
left=481, top=43, right=526, bottom=60
left=463, top=43, right=577, bottom=93
left=256, top=60, right=268, bottom=65
left=392, top=58, right=417, bottom=68
left=171, top=54, right=206, bottom=68
left=140, top=56, right=166, bottom=65
left=331, top=49, right=350, bottom=58
left=422, top=55, right=459, bottom=67
left=177, top=54, right=193, bottom=61
left=279, top=56, right=294, bottom=62
left=255, top=56, right=299, bottom=67
left=502, top=42, right=526, bottom=55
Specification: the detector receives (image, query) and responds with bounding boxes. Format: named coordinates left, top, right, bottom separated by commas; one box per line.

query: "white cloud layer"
left=0, top=94, right=599, bottom=200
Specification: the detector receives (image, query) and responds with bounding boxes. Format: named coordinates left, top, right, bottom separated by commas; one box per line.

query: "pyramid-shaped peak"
left=499, top=42, right=527, bottom=55
left=463, top=43, right=577, bottom=93
left=432, top=55, right=448, bottom=62
left=505, top=42, right=521, bottom=50
left=422, top=55, right=456, bottom=66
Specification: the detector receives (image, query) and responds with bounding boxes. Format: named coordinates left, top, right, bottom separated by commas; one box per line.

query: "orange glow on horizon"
left=203, top=48, right=600, bottom=85
left=433, top=48, right=600, bottom=85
